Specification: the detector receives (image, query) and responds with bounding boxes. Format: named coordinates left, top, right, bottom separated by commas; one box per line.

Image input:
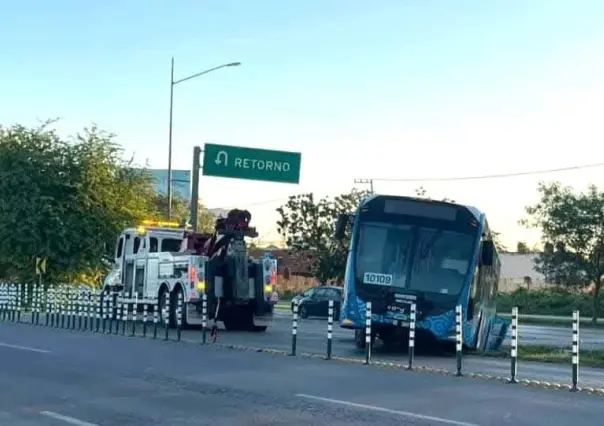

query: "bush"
left=496, top=288, right=603, bottom=317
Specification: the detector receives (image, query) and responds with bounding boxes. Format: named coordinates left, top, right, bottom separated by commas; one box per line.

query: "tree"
left=516, top=241, right=530, bottom=253
left=0, top=122, right=157, bottom=285
left=151, top=194, right=215, bottom=233
left=522, top=181, right=604, bottom=322
left=276, top=189, right=369, bottom=283
left=491, top=231, right=507, bottom=252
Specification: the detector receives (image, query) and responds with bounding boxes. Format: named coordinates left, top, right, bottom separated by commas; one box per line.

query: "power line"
left=208, top=161, right=604, bottom=210
left=361, top=162, right=604, bottom=183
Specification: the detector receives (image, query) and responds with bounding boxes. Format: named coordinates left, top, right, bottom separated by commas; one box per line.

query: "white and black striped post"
left=131, top=293, right=138, bottom=337
left=201, top=293, right=208, bottom=344
left=77, top=291, right=84, bottom=330
left=113, top=292, right=120, bottom=335
left=45, top=287, right=52, bottom=327
left=326, top=300, right=334, bottom=360
left=407, top=303, right=416, bottom=370
left=24, top=284, right=31, bottom=324
left=176, top=292, right=183, bottom=342
left=142, top=299, right=148, bottom=338
left=290, top=300, right=298, bottom=356
left=0, top=285, right=6, bottom=321
left=16, top=284, right=22, bottom=323
left=364, top=302, right=372, bottom=365
left=508, top=307, right=519, bottom=384
left=68, top=289, right=75, bottom=329
left=29, top=284, right=35, bottom=325
left=107, top=291, right=114, bottom=334
left=153, top=298, right=159, bottom=339
left=163, top=293, right=170, bottom=341
left=95, top=292, right=101, bottom=332
left=35, top=285, right=42, bottom=326
left=121, top=292, right=128, bottom=335
left=571, top=310, right=580, bottom=392
left=87, top=292, right=94, bottom=331
left=455, top=304, right=463, bottom=377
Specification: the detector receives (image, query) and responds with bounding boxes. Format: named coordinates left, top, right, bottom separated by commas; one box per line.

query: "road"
left=271, top=309, right=604, bottom=350
left=0, top=321, right=603, bottom=426
left=7, top=309, right=604, bottom=388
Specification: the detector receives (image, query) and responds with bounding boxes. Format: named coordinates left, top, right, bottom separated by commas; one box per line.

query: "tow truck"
left=102, top=210, right=277, bottom=331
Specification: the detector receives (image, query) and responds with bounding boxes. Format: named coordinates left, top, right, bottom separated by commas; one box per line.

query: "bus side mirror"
left=481, top=240, right=495, bottom=266
left=334, top=214, right=350, bottom=240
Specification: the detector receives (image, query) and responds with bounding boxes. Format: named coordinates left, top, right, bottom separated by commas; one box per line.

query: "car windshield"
left=355, top=221, right=475, bottom=296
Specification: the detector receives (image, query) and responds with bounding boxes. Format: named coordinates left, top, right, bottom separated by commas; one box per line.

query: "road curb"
left=202, top=341, right=604, bottom=397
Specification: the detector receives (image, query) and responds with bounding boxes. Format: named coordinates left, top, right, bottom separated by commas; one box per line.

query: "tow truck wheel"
left=158, top=288, right=169, bottom=326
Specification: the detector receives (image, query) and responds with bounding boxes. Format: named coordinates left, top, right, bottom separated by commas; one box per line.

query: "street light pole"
left=167, top=57, right=175, bottom=220
left=166, top=58, right=241, bottom=219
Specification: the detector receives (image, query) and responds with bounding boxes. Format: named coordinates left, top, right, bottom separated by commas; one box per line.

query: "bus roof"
left=358, top=194, right=484, bottom=222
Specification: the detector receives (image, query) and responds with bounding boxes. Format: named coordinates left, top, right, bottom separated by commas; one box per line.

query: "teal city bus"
left=334, top=194, right=509, bottom=351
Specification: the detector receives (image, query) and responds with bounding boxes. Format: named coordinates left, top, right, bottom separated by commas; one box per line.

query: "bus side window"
left=149, top=237, right=158, bottom=253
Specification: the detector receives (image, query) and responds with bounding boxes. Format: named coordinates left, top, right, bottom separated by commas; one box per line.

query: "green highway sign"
left=202, top=143, right=301, bottom=184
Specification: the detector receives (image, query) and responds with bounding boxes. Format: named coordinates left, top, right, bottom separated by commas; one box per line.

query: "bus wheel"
left=354, top=329, right=366, bottom=349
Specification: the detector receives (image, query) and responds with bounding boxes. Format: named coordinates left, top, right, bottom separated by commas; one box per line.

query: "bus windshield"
left=355, top=221, right=475, bottom=296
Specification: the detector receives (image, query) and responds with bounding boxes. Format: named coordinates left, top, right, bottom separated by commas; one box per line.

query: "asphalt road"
left=6, top=309, right=604, bottom=387
left=0, top=321, right=603, bottom=426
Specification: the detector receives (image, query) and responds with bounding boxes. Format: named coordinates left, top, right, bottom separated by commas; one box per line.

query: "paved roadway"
left=7, top=309, right=604, bottom=387
left=0, top=321, right=603, bottom=426
left=271, top=309, right=604, bottom=350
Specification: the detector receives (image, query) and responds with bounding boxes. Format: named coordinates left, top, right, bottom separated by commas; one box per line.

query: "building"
left=499, top=252, right=551, bottom=292
left=149, top=169, right=191, bottom=200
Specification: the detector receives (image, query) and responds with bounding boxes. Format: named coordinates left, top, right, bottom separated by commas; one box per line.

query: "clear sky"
left=2, top=0, right=604, bottom=248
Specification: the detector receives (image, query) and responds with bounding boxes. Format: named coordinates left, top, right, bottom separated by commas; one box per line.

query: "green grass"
left=484, top=345, right=604, bottom=368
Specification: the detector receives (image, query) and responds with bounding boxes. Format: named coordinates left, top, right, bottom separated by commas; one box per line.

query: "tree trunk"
left=592, top=280, right=601, bottom=324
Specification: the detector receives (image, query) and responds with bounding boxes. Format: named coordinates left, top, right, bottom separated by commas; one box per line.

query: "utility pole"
left=354, top=178, right=374, bottom=194
left=190, top=146, right=201, bottom=231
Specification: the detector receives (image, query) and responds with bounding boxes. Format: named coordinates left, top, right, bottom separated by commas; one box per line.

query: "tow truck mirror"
left=334, top=214, right=350, bottom=240
left=481, top=240, right=495, bottom=266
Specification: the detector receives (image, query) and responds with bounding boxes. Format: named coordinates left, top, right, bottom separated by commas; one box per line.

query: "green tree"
left=0, top=122, right=157, bottom=285
left=151, top=193, right=215, bottom=232
left=276, top=189, right=369, bottom=283
left=516, top=241, right=530, bottom=253
left=522, top=181, right=604, bottom=322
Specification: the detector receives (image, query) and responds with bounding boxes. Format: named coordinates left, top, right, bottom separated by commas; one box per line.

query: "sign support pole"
left=190, top=146, right=202, bottom=231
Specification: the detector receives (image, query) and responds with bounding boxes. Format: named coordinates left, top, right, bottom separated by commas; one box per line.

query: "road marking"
left=296, top=394, right=483, bottom=426
left=0, top=342, right=50, bottom=354
left=40, top=411, right=99, bottom=426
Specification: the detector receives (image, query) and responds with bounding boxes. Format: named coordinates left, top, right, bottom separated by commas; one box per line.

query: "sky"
left=2, top=0, right=604, bottom=248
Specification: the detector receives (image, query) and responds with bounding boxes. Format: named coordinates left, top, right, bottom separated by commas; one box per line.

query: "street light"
left=167, top=58, right=241, bottom=219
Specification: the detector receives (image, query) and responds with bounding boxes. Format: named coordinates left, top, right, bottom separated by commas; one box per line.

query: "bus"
left=334, top=194, right=510, bottom=351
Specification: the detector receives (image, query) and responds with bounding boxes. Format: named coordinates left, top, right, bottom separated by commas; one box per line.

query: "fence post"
left=571, top=310, right=580, bottom=392
left=455, top=304, right=463, bottom=377
left=131, top=293, right=138, bottom=337
left=142, top=299, right=148, bottom=338
left=326, top=300, right=334, bottom=360
left=121, top=292, right=128, bottom=335
left=163, top=293, right=170, bottom=341
left=407, top=303, right=416, bottom=370
left=508, top=307, right=518, bottom=383
left=364, top=302, right=372, bottom=365
left=153, top=298, right=158, bottom=339
left=290, top=300, right=298, bottom=356
left=176, top=292, right=183, bottom=342
left=201, top=293, right=207, bottom=344
left=16, top=284, right=22, bottom=323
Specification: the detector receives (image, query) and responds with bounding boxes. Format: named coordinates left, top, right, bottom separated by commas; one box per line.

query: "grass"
left=484, top=345, right=604, bottom=368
